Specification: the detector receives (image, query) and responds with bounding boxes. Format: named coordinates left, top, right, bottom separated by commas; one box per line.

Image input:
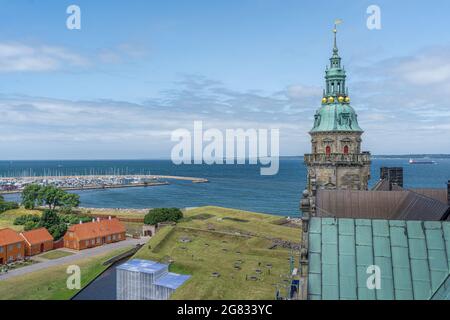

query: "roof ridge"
left=430, top=273, right=450, bottom=300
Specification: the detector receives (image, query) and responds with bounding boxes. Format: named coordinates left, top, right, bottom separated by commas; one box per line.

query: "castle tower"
left=304, top=23, right=371, bottom=194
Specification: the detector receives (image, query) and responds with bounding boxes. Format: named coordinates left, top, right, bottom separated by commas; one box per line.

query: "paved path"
left=0, top=238, right=147, bottom=281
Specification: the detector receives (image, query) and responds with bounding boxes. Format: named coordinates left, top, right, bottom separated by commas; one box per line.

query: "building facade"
left=117, top=259, right=190, bottom=300
left=0, top=228, right=25, bottom=264
left=20, top=228, right=54, bottom=256
left=63, top=217, right=126, bottom=250
left=304, top=26, right=371, bottom=194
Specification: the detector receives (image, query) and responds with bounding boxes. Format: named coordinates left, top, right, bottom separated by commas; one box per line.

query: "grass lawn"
left=0, top=246, right=132, bottom=300
left=38, top=250, right=75, bottom=260
left=133, top=206, right=301, bottom=300
left=77, top=208, right=147, bottom=219
left=0, top=208, right=42, bottom=231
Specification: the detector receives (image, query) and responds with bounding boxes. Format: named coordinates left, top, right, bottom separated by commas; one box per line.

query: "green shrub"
left=60, top=214, right=91, bottom=225
left=144, top=208, right=183, bottom=225
left=47, top=223, right=67, bottom=240
left=38, top=210, right=61, bottom=229
left=0, top=201, right=19, bottom=214
left=24, top=220, right=39, bottom=231
left=13, top=214, right=41, bottom=226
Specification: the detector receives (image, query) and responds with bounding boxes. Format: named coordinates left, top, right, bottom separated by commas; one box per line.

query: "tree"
left=39, top=186, right=80, bottom=211
left=144, top=208, right=183, bottom=225
left=37, top=210, right=67, bottom=240
left=21, top=184, right=42, bottom=209
left=0, top=201, right=19, bottom=213
left=21, top=184, right=80, bottom=211
left=48, top=223, right=67, bottom=240
left=60, top=193, right=80, bottom=213
left=0, top=194, right=19, bottom=213
left=38, top=210, right=61, bottom=229
left=38, top=186, right=64, bottom=210
left=166, top=208, right=183, bottom=222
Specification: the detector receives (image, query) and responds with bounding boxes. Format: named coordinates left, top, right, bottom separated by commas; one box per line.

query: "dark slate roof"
left=410, top=189, right=448, bottom=205
left=371, top=179, right=391, bottom=191
left=308, top=217, right=450, bottom=300
left=394, top=191, right=450, bottom=221
left=315, top=189, right=450, bottom=221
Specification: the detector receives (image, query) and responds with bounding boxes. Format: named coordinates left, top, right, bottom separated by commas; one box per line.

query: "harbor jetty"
left=0, top=174, right=209, bottom=194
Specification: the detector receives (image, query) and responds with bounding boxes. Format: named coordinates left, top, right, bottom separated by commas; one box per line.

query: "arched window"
left=326, top=146, right=331, bottom=156
left=344, top=145, right=349, bottom=155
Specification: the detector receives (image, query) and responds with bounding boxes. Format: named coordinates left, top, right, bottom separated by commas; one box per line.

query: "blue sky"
left=0, top=0, right=450, bottom=159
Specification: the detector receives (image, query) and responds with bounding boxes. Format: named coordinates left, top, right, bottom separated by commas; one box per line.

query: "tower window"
left=344, top=145, right=349, bottom=155
left=326, top=146, right=331, bottom=156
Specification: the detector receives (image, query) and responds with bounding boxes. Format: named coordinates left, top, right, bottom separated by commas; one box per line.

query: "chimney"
left=447, top=180, right=450, bottom=205
left=380, top=167, right=404, bottom=190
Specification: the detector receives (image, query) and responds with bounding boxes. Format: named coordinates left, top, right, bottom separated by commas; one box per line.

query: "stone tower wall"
left=311, top=132, right=362, bottom=154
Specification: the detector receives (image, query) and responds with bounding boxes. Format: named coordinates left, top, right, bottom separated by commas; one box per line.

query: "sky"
left=0, top=0, right=450, bottom=159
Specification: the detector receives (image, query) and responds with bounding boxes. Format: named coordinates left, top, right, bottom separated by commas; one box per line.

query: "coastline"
left=0, top=181, right=170, bottom=195
left=0, top=174, right=209, bottom=195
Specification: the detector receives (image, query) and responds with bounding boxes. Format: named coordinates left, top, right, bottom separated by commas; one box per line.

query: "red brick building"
left=63, top=218, right=126, bottom=250
left=0, top=228, right=25, bottom=265
left=20, top=228, right=54, bottom=256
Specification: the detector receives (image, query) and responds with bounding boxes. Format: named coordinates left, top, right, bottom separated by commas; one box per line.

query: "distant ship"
left=409, top=158, right=437, bottom=165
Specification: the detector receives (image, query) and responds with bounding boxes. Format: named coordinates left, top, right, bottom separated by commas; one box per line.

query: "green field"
left=77, top=208, right=147, bottom=219
left=0, top=208, right=42, bottom=231
left=39, top=250, right=75, bottom=260
left=0, top=247, right=132, bottom=300
left=133, top=206, right=301, bottom=300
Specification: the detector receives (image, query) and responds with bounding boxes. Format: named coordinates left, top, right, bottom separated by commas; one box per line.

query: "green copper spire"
left=325, top=21, right=346, bottom=98
left=310, top=21, right=363, bottom=133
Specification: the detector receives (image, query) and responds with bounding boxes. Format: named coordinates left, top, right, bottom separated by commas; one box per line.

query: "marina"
left=0, top=174, right=209, bottom=194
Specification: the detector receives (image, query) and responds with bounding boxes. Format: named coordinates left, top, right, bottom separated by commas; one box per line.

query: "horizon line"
left=0, top=154, right=449, bottom=162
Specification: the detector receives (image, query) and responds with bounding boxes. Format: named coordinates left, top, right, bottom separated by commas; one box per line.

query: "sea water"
left=2, top=157, right=449, bottom=217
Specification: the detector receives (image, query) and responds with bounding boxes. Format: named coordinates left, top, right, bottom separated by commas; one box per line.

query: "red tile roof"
left=20, top=228, right=53, bottom=245
left=0, top=228, right=24, bottom=246
left=67, top=218, right=126, bottom=241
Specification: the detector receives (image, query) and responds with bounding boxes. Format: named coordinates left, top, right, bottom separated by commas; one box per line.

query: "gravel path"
left=0, top=237, right=147, bottom=281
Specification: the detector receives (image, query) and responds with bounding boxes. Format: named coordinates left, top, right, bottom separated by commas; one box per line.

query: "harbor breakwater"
left=0, top=174, right=209, bottom=194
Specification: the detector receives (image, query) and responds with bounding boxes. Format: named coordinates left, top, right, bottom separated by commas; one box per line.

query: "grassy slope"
left=0, top=246, right=131, bottom=300
left=0, top=208, right=41, bottom=231
left=133, top=206, right=301, bottom=300
left=78, top=208, right=146, bottom=219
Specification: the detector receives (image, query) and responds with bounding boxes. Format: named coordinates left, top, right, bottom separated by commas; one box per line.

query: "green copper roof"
left=310, top=24, right=363, bottom=133
left=308, top=218, right=450, bottom=300
left=432, top=274, right=450, bottom=300
left=310, top=103, right=363, bottom=133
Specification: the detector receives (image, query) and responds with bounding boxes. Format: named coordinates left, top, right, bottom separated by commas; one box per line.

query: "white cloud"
left=0, top=76, right=316, bottom=158
left=0, top=42, right=149, bottom=73
left=394, top=50, right=450, bottom=85
left=0, top=43, right=88, bottom=72
left=286, top=84, right=321, bottom=100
